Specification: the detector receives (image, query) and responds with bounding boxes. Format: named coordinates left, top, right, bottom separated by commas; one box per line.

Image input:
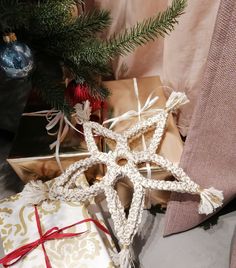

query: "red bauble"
left=65, top=80, right=102, bottom=111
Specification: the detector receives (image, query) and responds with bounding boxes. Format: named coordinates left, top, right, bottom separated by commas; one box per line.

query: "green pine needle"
left=32, top=59, right=72, bottom=114
left=30, top=0, right=76, bottom=36
left=81, top=0, right=187, bottom=64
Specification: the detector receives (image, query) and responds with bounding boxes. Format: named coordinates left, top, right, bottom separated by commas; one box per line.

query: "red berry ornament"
left=66, top=80, right=102, bottom=111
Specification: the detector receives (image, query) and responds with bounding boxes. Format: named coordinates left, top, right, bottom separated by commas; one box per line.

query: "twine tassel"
left=74, top=100, right=92, bottom=124
left=112, top=246, right=133, bottom=268
left=165, top=91, right=189, bottom=112
left=22, top=180, right=49, bottom=205
left=198, top=187, right=224, bottom=215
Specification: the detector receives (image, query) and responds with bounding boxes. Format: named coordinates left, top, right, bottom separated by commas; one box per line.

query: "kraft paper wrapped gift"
left=0, top=181, right=116, bottom=268
left=103, top=76, right=183, bottom=208
left=7, top=112, right=103, bottom=183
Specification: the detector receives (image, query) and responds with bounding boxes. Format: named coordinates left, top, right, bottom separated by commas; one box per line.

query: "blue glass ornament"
left=0, top=34, right=34, bottom=79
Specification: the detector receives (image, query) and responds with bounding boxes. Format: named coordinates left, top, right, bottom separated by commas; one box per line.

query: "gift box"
left=7, top=108, right=103, bottom=183
left=0, top=180, right=116, bottom=267
left=103, top=76, right=183, bottom=208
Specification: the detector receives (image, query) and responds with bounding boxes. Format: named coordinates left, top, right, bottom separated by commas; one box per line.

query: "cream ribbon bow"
left=103, top=90, right=161, bottom=129
left=23, top=101, right=91, bottom=172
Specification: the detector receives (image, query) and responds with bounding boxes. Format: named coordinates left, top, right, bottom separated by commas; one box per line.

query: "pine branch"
left=33, top=78, right=71, bottom=114
left=33, top=77, right=71, bottom=114
left=64, top=59, right=110, bottom=99
left=0, top=0, right=187, bottom=104
left=62, top=9, right=111, bottom=37
left=65, top=51, right=112, bottom=77
left=80, top=0, right=187, bottom=64
left=109, top=0, right=187, bottom=53
left=30, top=0, right=76, bottom=36
left=32, top=58, right=72, bottom=114
left=37, top=11, right=111, bottom=59
left=29, top=0, right=111, bottom=39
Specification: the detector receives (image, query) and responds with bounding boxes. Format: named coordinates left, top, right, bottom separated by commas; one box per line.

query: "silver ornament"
left=0, top=33, right=34, bottom=79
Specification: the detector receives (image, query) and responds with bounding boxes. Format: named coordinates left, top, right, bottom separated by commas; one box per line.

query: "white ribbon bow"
left=103, top=91, right=161, bottom=129
left=23, top=100, right=91, bottom=172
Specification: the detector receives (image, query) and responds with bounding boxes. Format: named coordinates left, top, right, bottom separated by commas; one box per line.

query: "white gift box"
left=0, top=192, right=116, bottom=268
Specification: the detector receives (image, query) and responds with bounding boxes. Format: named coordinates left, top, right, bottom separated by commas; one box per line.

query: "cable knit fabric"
left=164, top=0, right=236, bottom=246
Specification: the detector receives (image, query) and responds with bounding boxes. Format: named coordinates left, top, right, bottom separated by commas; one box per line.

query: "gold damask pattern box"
left=7, top=114, right=103, bottom=183
left=0, top=189, right=116, bottom=267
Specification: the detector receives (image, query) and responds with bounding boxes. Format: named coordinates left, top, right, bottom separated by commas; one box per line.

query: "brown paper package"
left=103, top=76, right=183, bottom=208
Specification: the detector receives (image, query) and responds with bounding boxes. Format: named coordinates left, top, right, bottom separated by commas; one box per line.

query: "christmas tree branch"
left=32, top=59, right=72, bottom=114
left=0, top=0, right=187, bottom=110
left=64, top=58, right=111, bottom=99
left=29, top=8, right=111, bottom=71
left=81, top=0, right=187, bottom=64
left=68, top=9, right=111, bottom=36
left=30, top=0, right=77, bottom=35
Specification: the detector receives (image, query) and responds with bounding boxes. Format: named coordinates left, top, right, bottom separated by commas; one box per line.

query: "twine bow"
left=23, top=101, right=91, bottom=172
left=102, top=82, right=189, bottom=130
left=0, top=206, right=110, bottom=268
left=103, top=89, right=161, bottom=130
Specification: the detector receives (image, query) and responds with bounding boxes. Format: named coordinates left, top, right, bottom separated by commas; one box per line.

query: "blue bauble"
left=0, top=40, right=34, bottom=79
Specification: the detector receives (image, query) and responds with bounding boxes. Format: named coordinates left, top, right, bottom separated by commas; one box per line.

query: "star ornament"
left=23, top=92, right=223, bottom=268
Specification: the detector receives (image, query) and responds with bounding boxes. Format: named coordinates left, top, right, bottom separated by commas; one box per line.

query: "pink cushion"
left=164, top=0, right=236, bottom=236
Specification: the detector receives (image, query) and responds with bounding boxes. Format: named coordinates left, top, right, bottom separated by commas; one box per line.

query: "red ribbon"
left=0, top=206, right=110, bottom=267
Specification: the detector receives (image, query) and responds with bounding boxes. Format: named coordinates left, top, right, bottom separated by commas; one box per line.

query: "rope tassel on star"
left=21, top=84, right=224, bottom=268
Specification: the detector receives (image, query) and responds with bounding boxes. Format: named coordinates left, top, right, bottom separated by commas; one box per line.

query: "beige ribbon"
left=23, top=101, right=91, bottom=172
left=103, top=88, right=161, bottom=129
left=132, top=78, right=152, bottom=206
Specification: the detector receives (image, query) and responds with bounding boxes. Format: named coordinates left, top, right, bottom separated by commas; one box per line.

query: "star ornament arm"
left=22, top=92, right=223, bottom=267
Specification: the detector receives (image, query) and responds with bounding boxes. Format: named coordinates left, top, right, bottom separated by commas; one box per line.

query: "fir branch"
left=30, top=0, right=76, bottom=36
left=33, top=76, right=71, bottom=114
left=65, top=53, right=112, bottom=77
left=64, top=58, right=110, bottom=99
left=32, top=58, right=71, bottom=114
left=63, top=9, right=111, bottom=37
left=0, top=0, right=187, bottom=103
left=80, top=0, right=187, bottom=64
left=30, top=0, right=111, bottom=38
left=28, top=11, right=111, bottom=84
left=37, top=10, right=111, bottom=58
left=50, top=37, right=105, bottom=79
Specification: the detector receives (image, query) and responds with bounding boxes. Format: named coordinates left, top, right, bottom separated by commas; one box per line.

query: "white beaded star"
left=23, top=92, right=223, bottom=268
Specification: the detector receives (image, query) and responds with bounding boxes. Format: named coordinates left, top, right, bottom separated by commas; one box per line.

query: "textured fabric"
left=164, top=0, right=236, bottom=237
